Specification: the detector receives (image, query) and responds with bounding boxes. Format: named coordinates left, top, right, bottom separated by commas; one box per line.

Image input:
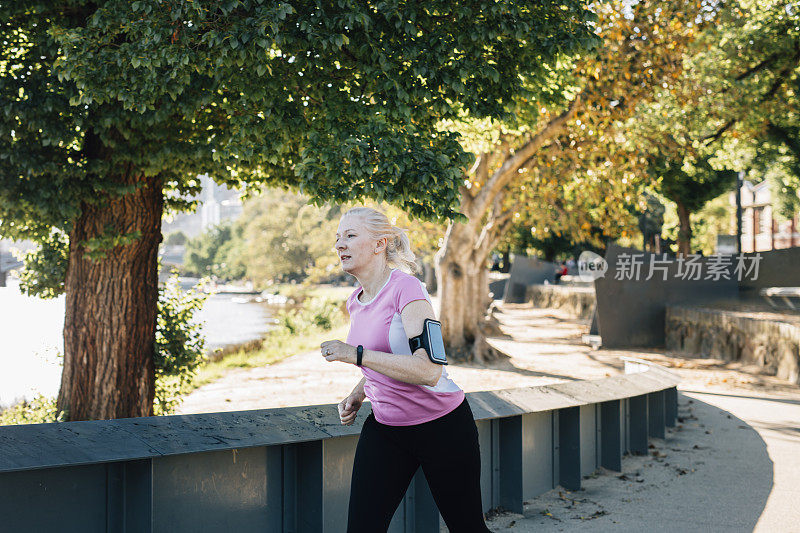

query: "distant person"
left=554, top=261, right=568, bottom=284
left=321, top=206, right=490, bottom=533
left=566, top=256, right=576, bottom=274
left=490, top=252, right=501, bottom=271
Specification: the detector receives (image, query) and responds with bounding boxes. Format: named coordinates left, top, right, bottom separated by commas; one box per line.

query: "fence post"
left=664, top=387, right=678, bottom=427
left=558, top=407, right=581, bottom=490
left=107, top=459, right=154, bottom=533
left=628, top=394, right=648, bottom=455
left=283, top=441, right=324, bottom=533
left=409, top=468, right=439, bottom=533
left=551, top=411, right=560, bottom=490
left=125, top=459, right=153, bottom=533
left=282, top=444, right=297, bottom=533
left=498, top=416, right=523, bottom=513
left=599, top=400, right=622, bottom=472
left=648, top=391, right=666, bottom=439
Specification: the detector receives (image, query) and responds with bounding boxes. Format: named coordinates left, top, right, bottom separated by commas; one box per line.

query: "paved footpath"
left=178, top=304, right=626, bottom=414
left=179, top=303, right=800, bottom=532
left=485, top=388, right=800, bottom=533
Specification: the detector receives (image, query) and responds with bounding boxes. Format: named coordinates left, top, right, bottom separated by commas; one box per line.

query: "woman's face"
left=335, top=215, right=383, bottom=274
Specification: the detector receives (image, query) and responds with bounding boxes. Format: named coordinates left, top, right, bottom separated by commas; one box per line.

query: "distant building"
left=162, top=174, right=243, bottom=238
left=0, top=239, right=33, bottom=286
left=729, top=180, right=799, bottom=252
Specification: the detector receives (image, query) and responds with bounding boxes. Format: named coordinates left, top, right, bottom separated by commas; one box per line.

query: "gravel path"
left=177, top=304, right=624, bottom=414
left=178, top=302, right=798, bottom=414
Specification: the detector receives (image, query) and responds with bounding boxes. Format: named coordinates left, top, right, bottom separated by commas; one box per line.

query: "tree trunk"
left=435, top=225, right=470, bottom=357
left=676, top=201, right=692, bottom=256
left=58, top=174, right=163, bottom=421
left=436, top=218, right=505, bottom=363
left=435, top=96, right=581, bottom=362
left=501, top=247, right=511, bottom=273
left=462, top=263, right=481, bottom=344
left=422, top=260, right=437, bottom=295
left=465, top=254, right=502, bottom=362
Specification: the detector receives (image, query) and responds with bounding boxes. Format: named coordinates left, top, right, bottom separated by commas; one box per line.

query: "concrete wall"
left=504, top=255, right=557, bottom=303
left=0, top=365, right=680, bottom=533
left=526, top=284, right=596, bottom=321
left=594, top=244, right=738, bottom=349
left=738, top=247, right=800, bottom=295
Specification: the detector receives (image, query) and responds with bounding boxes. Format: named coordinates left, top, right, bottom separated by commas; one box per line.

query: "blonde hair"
left=344, top=206, right=418, bottom=273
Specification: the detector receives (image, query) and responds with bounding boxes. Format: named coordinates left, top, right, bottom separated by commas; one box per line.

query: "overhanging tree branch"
left=704, top=46, right=800, bottom=145
left=469, top=93, right=583, bottom=222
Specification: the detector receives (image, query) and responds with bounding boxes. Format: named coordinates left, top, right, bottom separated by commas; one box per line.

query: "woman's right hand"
left=338, top=393, right=363, bottom=425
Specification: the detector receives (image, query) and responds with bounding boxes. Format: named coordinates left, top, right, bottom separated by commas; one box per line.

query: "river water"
left=0, top=279, right=272, bottom=408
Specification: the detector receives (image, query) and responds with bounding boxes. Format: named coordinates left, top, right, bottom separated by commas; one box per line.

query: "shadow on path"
left=487, top=393, right=774, bottom=532
left=680, top=389, right=800, bottom=407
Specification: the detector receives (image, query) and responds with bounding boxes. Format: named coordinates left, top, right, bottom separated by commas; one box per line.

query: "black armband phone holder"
left=408, top=318, right=448, bottom=365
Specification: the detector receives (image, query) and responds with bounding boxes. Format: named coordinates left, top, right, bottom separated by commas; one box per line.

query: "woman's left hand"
left=321, top=340, right=357, bottom=364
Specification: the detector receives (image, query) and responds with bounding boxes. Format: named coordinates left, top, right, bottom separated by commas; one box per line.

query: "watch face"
left=426, top=320, right=447, bottom=363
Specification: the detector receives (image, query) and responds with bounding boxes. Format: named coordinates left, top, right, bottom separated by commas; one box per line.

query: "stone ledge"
left=666, top=305, right=800, bottom=385
left=526, top=283, right=596, bottom=320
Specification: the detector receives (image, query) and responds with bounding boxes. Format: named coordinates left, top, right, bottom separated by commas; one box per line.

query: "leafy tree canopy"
left=637, top=0, right=800, bottom=217
left=0, top=0, right=599, bottom=244
left=463, top=0, right=709, bottom=252
left=183, top=221, right=246, bottom=279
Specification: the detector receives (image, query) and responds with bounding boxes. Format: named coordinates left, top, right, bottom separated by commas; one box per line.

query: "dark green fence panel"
left=0, top=361, right=680, bottom=532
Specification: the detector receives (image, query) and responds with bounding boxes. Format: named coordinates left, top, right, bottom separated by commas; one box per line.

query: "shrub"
left=274, top=297, right=343, bottom=336
left=0, top=395, right=63, bottom=425
left=153, top=273, right=208, bottom=415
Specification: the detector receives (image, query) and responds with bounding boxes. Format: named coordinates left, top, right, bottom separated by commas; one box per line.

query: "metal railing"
left=0, top=360, right=679, bottom=533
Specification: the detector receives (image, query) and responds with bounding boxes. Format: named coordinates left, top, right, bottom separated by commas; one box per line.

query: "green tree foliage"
left=163, top=230, right=188, bottom=246
left=183, top=222, right=246, bottom=279
left=213, top=191, right=445, bottom=287
left=0, top=1, right=599, bottom=233
left=17, top=230, right=69, bottom=299
left=633, top=0, right=800, bottom=236
left=689, top=0, right=800, bottom=207
left=0, top=0, right=599, bottom=418
left=646, top=153, right=736, bottom=254
left=517, top=0, right=711, bottom=249
left=498, top=219, right=607, bottom=263
left=432, top=0, right=705, bottom=361
left=238, top=191, right=343, bottom=285
left=661, top=191, right=734, bottom=256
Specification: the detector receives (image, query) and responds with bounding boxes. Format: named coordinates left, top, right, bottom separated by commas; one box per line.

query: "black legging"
left=346, top=398, right=491, bottom=532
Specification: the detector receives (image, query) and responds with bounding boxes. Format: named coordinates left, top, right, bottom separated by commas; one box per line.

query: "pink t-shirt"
left=346, top=269, right=465, bottom=426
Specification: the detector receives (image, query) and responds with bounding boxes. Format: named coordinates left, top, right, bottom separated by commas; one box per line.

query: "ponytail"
left=343, top=207, right=418, bottom=273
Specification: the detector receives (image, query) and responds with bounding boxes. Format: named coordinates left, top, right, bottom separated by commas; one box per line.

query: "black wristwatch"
left=356, top=345, right=364, bottom=366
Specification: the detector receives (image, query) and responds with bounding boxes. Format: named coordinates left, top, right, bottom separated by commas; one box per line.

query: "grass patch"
left=184, top=291, right=351, bottom=394
left=189, top=323, right=349, bottom=391
left=267, top=282, right=354, bottom=302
